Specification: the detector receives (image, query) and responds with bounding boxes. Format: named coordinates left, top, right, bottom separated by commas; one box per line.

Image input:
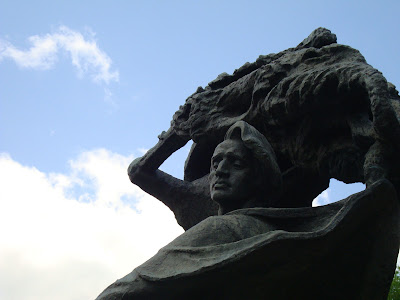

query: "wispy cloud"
left=0, top=26, right=119, bottom=84
left=0, top=150, right=183, bottom=300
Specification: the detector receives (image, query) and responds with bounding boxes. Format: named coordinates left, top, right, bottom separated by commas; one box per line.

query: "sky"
left=0, top=1, right=399, bottom=299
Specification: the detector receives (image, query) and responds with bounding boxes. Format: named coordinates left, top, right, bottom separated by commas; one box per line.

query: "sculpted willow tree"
left=97, top=28, right=400, bottom=300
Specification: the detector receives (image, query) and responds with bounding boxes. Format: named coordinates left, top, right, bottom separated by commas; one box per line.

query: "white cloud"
left=312, top=188, right=331, bottom=207
left=137, top=148, right=149, bottom=155
left=0, top=150, right=183, bottom=300
left=0, top=26, right=119, bottom=84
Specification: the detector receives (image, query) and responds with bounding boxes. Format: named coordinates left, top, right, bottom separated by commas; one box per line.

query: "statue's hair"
left=225, top=121, right=283, bottom=204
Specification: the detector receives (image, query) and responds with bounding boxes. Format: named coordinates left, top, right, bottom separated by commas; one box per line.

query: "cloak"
left=97, top=180, right=399, bottom=300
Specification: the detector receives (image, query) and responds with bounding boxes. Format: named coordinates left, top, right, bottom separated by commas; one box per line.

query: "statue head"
left=209, top=121, right=282, bottom=214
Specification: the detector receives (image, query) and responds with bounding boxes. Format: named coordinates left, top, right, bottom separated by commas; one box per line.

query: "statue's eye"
left=233, top=161, right=244, bottom=169
left=212, top=159, right=220, bottom=170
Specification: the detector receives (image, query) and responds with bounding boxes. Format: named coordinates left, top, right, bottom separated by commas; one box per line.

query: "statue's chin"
left=211, top=192, right=232, bottom=205
left=212, top=194, right=247, bottom=214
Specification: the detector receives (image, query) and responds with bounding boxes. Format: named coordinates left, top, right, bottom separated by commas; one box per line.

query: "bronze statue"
left=97, top=28, right=400, bottom=299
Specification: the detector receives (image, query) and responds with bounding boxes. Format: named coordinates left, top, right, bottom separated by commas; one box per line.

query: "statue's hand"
left=171, top=105, right=191, bottom=139
left=127, top=127, right=190, bottom=185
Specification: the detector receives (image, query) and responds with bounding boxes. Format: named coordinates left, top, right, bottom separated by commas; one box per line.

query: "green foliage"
left=388, top=266, right=400, bottom=300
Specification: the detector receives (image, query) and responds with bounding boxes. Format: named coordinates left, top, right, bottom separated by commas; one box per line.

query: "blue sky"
left=0, top=1, right=399, bottom=299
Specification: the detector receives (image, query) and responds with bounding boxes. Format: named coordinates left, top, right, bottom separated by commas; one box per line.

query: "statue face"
left=209, top=139, right=254, bottom=210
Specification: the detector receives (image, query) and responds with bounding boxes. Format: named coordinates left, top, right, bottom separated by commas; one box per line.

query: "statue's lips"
left=213, top=182, right=230, bottom=189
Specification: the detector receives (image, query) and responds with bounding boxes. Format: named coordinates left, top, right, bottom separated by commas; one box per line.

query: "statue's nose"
left=215, top=159, right=229, bottom=176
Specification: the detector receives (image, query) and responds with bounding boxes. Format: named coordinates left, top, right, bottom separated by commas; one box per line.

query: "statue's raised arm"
left=127, top=127, right=217, bottom=230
